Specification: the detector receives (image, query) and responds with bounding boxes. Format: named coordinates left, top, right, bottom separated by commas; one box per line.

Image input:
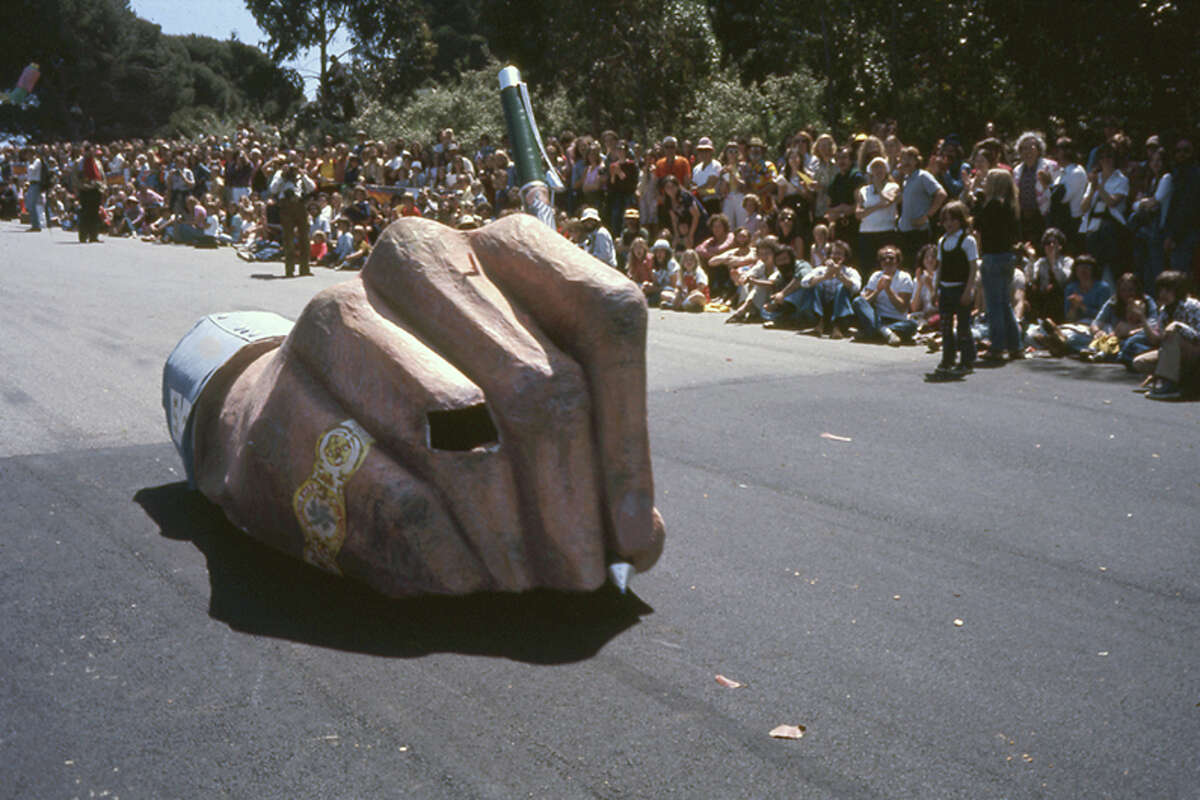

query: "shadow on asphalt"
left=1021, top=355, right=1178, bottom=386
left=134, top=482, right=651, bottom=664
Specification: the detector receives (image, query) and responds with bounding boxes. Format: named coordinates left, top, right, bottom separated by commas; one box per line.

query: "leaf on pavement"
left=820, top=432, right=852, bottom=442
left=715, top=674, right=744, bottom=688
left=769, top=724, right=806, bottom=739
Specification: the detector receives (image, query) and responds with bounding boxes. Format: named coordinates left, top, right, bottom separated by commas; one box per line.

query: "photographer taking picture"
left=269, top=154, right=317, bottom=278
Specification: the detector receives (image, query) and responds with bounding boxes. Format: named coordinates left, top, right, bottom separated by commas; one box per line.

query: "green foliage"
left=0, top=0, right=302, bottom=140
left=683, top=67, right=825, bottom=149
left=350, top=58, right=580, bottom=147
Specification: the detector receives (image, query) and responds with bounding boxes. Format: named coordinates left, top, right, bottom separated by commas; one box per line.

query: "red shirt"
left=654, top=155, right=691, bottom=186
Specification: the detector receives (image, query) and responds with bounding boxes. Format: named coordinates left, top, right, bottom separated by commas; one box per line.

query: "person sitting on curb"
left=579, top=206, right=617, bottom=268
left=660, top=248, right=709, bottom=312
left=640, top=238, right=677, bottom=306
left=853, top=244, right=918, bottom=345
left=726, top=237, right=779, bottom=323
left=1132, top=270, right=1200, bottom=399
left=1063, top=254, right=1112, bottom=325
left=706, top=226, right=757, bottom=306
left=760, top=245, right=810, bottom=326
left=786, top=239, right=861, bottom=337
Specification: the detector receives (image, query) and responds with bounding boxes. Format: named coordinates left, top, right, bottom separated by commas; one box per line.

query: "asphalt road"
left=2, top=221, right=1197, bottom=799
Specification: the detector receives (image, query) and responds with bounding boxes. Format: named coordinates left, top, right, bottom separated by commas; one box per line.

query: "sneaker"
left=951, top=363, right=974, bottom=375
left=885, top=328, right=901, bottom=347
left=925, top=366, right=963, bottom=382
left=1146, top=379, right=1181, bottom=401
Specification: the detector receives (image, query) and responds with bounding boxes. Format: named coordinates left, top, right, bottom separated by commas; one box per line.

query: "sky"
left=128, top=0, right=351, bottom=99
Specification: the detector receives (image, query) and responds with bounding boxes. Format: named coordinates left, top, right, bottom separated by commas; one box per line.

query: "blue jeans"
left=938, top=284, right=975, bottom=367
left=851, top=296, right=918, bottom=342
left=1118, top=330, right=1154, bottom=368
left=608, top=192, right=635, bottom=237
left=789, top=283, right=856, bottom=328
left=1134, top=223, right=1168, bottom=289
left=1169, top=229, right=1200, bottom=274
left=1085, top=219, right=1123, bottom=285
left=981, top=252, right=1021, bottom=354
left=24, top=184, right=45, bottom=229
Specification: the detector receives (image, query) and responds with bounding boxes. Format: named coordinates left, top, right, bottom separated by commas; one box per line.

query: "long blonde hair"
left=982, top=168, right=1018, bottom=219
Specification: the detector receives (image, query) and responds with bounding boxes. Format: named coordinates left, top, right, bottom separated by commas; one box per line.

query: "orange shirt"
left=654, top=155, right=691, bottom=186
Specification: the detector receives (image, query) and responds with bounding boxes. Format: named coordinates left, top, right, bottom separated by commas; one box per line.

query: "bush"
left=684, top=67, right=826, bottom=149
left=351, top=58, right=582, bottom=150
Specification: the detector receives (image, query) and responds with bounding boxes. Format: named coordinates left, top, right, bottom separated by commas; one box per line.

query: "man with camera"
left=269, top=155, right=317, bottom=278
left=166, top=155, right=195, bottom=217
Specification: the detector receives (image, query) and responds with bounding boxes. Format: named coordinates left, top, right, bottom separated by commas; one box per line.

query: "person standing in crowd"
left=166, top=155, right=195, bottom=217
left=577, top=142, right=607, bottom=212
left=654, top=136, right=691, bottom=188
left=1130, top=143, right=1172, bottom=287
left=21, top=146, right=47, bottom=231
left=935, top=135, right=969, bottom=200
left=76, top=144, right=105, bottom=243
left=579, top=207, right=616, bottom=268
left=855, top=156, right=899, bottom=273
left=270, top=157, right=316, bottom=278
left=605, top=138, right=638, bottom=236
left=827, top=147, right=864, bottom=246
left=225, top=150, right=254, bottom=208
left=810, top=133, right=838, bottom=220
left=1080, top=143, right=1129, bottom=285
left=1164, top=137, right=1200, bottom=276
left=976, top=169, right=1023, bottom=363
left=690, top=137, right=723, bottom=217
left=1048, top=137, right=1088, bottom=253
left=1012, top=132, right=1057, bottom=246
left=739, top=137, right=778, bottom=213
left=929, top=201, right=979, bottom=377
left=896, top=145, right=947, bottom=270
left=660, top=174, right=705, bottom=250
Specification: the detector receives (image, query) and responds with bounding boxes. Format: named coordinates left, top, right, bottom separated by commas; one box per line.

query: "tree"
left=245, top=0, right=349, bottom=101
left=480, top=0, right=719, bottom=137
left=0, top=0, right=301, bottom=139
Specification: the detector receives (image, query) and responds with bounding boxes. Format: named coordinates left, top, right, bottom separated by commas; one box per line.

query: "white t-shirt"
left=692, top=160, right=722, bottom=197
left=722, top=183, right=748, bottom=230
left=858, top=182, right=899, bottom=233
left=1081, top=170, right=1130, bottom=232
left=863, top=269, right=915, bottom=320
left=1056, top=163, right=1088, bottom=218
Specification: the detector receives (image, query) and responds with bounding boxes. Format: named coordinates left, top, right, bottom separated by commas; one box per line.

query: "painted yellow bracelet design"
left=293, top=419, right=374, bottom=574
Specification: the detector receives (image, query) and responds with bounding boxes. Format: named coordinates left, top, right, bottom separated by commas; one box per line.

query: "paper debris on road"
left=769, top=724, right=806, bottom=739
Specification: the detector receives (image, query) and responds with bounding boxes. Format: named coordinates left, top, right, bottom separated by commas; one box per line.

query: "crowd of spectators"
left=2, top=118, right=1198, bottom=397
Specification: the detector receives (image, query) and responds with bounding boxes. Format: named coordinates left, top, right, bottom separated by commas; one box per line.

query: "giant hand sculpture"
left=164, top=214, right=664, bottom=597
